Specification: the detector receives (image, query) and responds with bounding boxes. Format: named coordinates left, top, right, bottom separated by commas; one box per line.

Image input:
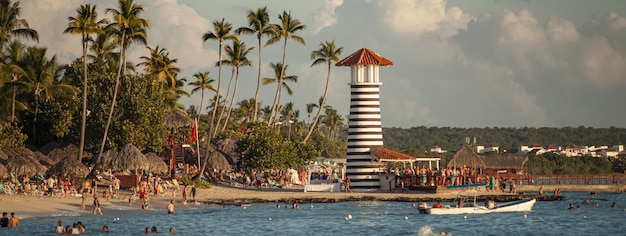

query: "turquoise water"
left=4, top=192, right=626, bottom=235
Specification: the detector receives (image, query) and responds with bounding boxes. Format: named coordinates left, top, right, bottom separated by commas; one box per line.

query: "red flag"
left=190, top=120, right=197, bottom=143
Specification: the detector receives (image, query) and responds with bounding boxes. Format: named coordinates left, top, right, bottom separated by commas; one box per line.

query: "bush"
left=180, top=175, right=211, bottom=189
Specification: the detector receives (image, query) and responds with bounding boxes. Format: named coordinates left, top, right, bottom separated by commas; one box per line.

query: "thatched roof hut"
left=447, top=145, right=529, bottom=176
left=163, top=110, right=193, bottom=129
left=111, top=144, right=149, bottom=173
left=447, top=145, right=485, bottom=169
left=47, top=158, right=89, bottom=178
left=5, top=154, right=47, bottom=177
left=0, top=163, right=8, bottom=178
left=145, top=152, right=168, bottom=175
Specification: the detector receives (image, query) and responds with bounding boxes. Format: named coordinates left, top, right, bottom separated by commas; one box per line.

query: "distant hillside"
left=382, top=126, right=626, bottom=152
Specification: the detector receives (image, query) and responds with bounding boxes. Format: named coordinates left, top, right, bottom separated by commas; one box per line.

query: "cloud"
left=608, top=12, right=626, bottom=30
left=306, top=0, right=344, bottom=35
left=581, top=35, right=626, bottom=88
left=21, top=0, right=87, bottom=64
left=547, top=16, right=580, bottom=42
left=129, top=0, right=216, bottom=71
left=378, top=0, right=472, bottom=39
left=499, top=9, right=545, bottom=46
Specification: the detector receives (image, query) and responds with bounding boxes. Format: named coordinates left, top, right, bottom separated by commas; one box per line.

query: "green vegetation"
left=383, top=126, right=626, bottom=151
left=525, top=153, right=614, bottom=174
left=180, top=175, right=211, bottom=189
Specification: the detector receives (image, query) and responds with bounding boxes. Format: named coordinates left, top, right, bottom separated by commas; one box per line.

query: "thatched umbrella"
left=163, top=110, right=193, bottom=129
left=112, top=144, right=149, bottom=174
left=0, top=149, right=8, bottom=162
left=47, top=158, right=89, bottom=178
left=39, top=142, right=61, bottom=155
left=5, top=155, right=48, bottom=177
left=95, top=149, right=118, bottom=170
left=48, top=144, right=81, bottom=164
left=33, top=151, right=55, bottom=167
left=207, top=151, right=232, bottom=172
left=0, top=163, right=8, bottom=178
left=145, top=152, right=169, bottom=175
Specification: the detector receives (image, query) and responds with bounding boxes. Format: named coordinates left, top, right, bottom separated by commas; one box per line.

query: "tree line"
left=0, top=0, right=347, bottom=173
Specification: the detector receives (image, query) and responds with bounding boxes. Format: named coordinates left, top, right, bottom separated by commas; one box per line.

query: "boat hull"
left=425, top=198, right=536, bottom=215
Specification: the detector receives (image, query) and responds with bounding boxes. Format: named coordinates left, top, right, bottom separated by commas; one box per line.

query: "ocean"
left=4, top=192, right=626, bottom=235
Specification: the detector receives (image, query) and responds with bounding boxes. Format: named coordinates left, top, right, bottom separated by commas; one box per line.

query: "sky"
left=20, top=0, right=626, bottom=128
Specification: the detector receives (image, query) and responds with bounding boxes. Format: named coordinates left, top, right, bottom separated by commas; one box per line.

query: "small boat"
left=422, top=198, right=537, bottom=215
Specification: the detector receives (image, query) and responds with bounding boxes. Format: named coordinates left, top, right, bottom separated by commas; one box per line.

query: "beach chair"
left=0, top=183, right=15, bottom=195
left=267, top=179, right=283, bottom=189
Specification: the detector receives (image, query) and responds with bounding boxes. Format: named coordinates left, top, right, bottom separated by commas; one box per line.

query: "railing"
left=517, top=174, right=626, bottom=185
left=399, top=174, right=626, bottom=188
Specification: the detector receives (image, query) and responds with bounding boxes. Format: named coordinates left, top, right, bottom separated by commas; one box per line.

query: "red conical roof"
left=336, top=48, right=393, bottom=66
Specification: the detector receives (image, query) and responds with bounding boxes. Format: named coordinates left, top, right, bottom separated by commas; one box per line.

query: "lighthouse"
left=336, top=48, right=393, bottom=191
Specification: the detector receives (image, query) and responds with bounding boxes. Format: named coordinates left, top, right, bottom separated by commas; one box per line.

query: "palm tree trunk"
left=205, top=40, right=223, bottom=175
left=303, top=62, right=331, bottom=142
left=213, top=67, right=234, bottom=137
left=253, top=35, right=262, bottom=122
left=94, top=31, right=126, bottom=176
left=79, top=35, right=88, bottom=162
left=11, top=80, right=17, bottom=123
left=269, top=39, right=288, bottom=124
left=222, top=67, right=240, bottom=131
left=208, top=42, right=223, bottom=143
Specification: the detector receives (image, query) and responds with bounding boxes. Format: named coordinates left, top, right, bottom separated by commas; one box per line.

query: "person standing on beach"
left=0, top=212, right=9, bottom=227
left=182, top=184, right=188, bottom=205
left=93, top=196, right=102, bottom=215
left=8, top=212, right=19, bottom=227
left=344, top=176, right=353, bottom=193
left=255, top=171, right=262, bottom=190
left=113, top=177, right=121, bottom=197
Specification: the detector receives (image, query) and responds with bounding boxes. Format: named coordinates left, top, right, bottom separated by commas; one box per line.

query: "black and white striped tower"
left=336, top=48, right=393, bottom=191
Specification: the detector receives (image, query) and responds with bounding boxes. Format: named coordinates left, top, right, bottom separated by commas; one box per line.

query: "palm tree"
left=23, top=47, right=77, bottom=138
left=235, top=98, right=257, bottom=124
left=219, top=39, right=253, bottom=131
left=137, top=45, right=180, bottom=87
left=64, top=3, right=107, bottom=162
left=88, top=33, right=118, bottom=64
left=161, top=76, right=189, bottom=110
left=279, top=101, right=295, bottom=139
left=236, top=7, right=273, bottom=122
left=306, top=102, right=317, bottom=125
left=303, top=40, right=342, bottom=142
left=265, top=10, right=305, bottom=123
left=188, top=71, right=215, bottom=119
left=262, top=62, right=297, bottom=125
left=96, top=0, right=150, bottom=165
left=321, top=107, right=344, bottom=140
left=2, top=40, right=26, bottom=123
left=260, top=105, right=272, bottom=123
left=0, top=0, right=38, bottom=52
left=201, top=18, right=238, bottom=143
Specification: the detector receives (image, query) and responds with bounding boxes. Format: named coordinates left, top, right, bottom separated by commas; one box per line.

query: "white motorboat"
left=423, top=198, right=537, bottom=215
